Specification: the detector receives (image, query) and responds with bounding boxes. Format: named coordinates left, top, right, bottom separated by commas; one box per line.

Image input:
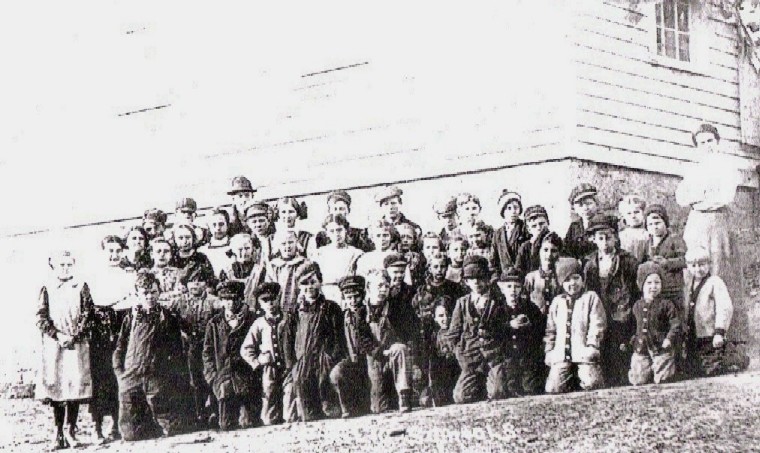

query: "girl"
left=312, top=214, right=364, bottom=304
left=121, top=226, right=152, bottom=270
left=274, top=197, right=314, bottom=257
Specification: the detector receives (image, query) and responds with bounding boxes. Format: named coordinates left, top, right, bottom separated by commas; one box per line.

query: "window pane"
left=657, top=27, right=664, bottom=55
left=664, top=0, right=675, bottom=29
left=677, top=0, right=689, bottom=31
left=664, top=29, right=676, bottom=58
left=678, top=33, right=690, bottom=61
left=656, top=3, right=663, bottom=26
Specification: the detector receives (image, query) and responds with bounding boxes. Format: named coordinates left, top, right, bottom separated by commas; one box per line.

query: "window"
left=655, top=0, right=691, bottom=62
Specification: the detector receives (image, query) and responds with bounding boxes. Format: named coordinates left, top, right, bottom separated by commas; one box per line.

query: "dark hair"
left=210, top=208, right=230, bottom=225
left=274, top=197, right=308, bottom=221
left=322, top=214, right=350, bottom=231
left=123, top=226, right=149, bottom=249
left=428, top=252, right=450, bottom=267
left=692, top=123, right=720, bottom=146
left=134, top=270, right=160, bottom=291
left=101, top=235, right=126, bottom=250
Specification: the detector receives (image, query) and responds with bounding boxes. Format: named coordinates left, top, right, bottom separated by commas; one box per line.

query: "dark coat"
left=642, top=233, right=687, bottom=297
left=502, top=298, right=544, bottom=360
left=202, top=308, right=258, bottom=399
left=171, top=251, right=217, bottom=289
left=343, top=306, right=377, bottom=363
left=411, top=277, right=468, bottom=321
left=315, top=227, right=374, bottom=252
left=446, top=290, right=508, bottom=369
left=630, top=297, right=681, bottom=355
left=387, top=283, right=420, bottom=347
left=564, top=218, right=596, bottom=261
left=491, top=220, right=530, bottom=277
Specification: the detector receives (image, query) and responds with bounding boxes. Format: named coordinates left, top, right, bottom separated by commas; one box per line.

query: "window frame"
left=646, top=0, right=710, bottom=76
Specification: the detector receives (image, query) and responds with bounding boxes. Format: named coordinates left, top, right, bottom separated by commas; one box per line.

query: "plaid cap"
left=217, top=280, right=245, bottom=300
left=569, top=183, right=597, bottom=205
left=176, top=197, right=198, bottom=213
left=383, top=252, right=408, bottom=268
left=228, top=176, right=255, bottom=195
left=375, top=185, right=403, bottom=204
left=524, top=205, right=548, bottom=221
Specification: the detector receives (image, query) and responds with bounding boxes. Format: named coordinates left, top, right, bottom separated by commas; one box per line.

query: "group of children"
left=37, top=173, right=737, bottom=449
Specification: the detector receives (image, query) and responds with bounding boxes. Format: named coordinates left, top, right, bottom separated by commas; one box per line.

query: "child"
left=223, top=233, right=256, bottom=281
left=618, top=194, right=649, bottom=263
left=544, top=258, right=606, bottom=394
left=143, top=208, right=168, bottom=241
left=245, top=202, right=275, bottom=263
left=396, top=223, right=426, bottom=287
left=628, top=263, right=681, bottom=385
left=315, top=190, right=374, bottom=252
left=199, top=208, right=234, bottom=279
left=122, top=226, right=152, bottom=271
left=173, top=197, right=210, bottom=248
left=465, top=220, right=495, bottom=272
left=364, top=269, right=414, bottom=413
left=113, top=271, right=192, bottom=441
left=170, top=224, right=217, bottom=290
left=148, top=238, right=183, bottom=297
left=202, top=281, right=258, bottom=431
left=524, top=232, right=563, bottom=315
left=515, top=205, right=555, bottom=274
left=564, top=183, right=599, bottom=260
left=643, top=204, right=687, bottom=305
left=455, top=193, right=494, bottom=246
left=227, top=176, right=256, bottom=237
left=583, top=213, right=639, bottom=387
left=264, top=229, right=310, bottom=313
left=446, top=234, right=469, bottom=283
left=411, top=253, right=467, bottom=323
left=312, top=214, right=364, bottom=305
left=446, top=256, right=509, bottom=404
left=418, top=296, right=460, bottom=407
left=495, top=267, right=544, bottom=396
left=433, top=197, right=458, bottom=248
left=421, top=232, right=443, bottom=263
left=274, top=197, right=314, bottom=257
left=375, top=185, right=422, bottom=251
left=240, top=283, right=290, bottom=425
left=329, top=276, right=375, bottom=418
left=283, top=263, right=345, bottom=421
left=683, top=247, right=734, bottom=378
left=491, top=190, right=529, bottom=276
left=356, top=220, right=398, bottom=277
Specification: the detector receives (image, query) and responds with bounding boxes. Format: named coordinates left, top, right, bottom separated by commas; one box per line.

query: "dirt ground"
left=2, top=372, right=759, bottom=453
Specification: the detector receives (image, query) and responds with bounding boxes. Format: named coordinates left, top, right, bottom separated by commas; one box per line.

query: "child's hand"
left=619, top=343, right=627, bottom=352
left=662, top=338, right=672, bottom=350
left=713, top=334, right=725, bottom=348
left=258, top=352, right=272, bottom=365
left=509, top=315, right=529, bottom=329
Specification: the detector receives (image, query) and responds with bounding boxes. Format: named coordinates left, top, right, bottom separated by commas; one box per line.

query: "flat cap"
left=375, top=185, right=403, bottom=204
left=569, top=183, right=597, bottom=205
left=294, top=261, right=322, bottom=284
left=498, top=266, right=523, bottom=283
left=327, top=190, right=352, bottom=207
left=524, top=205, right=548, bottom=221
left=176, top=197, right=198, bottom=213
left=228, top=176, right=255, bottom=195
left=252, top=282, right=281, bottom=300
left=244, top=202, right=270, bottom=219
left=217, top=280, right=245, bottom=300
left=338, top=275, right=366, bottom=295
left=586, top=213, right=618, bottom=236
left=383, top=252, right=408, bottom=269
left=462, top=255, right=489, bottom=279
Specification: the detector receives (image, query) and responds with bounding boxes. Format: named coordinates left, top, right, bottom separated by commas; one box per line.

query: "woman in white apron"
left=36, top=250, right=94, bottom=450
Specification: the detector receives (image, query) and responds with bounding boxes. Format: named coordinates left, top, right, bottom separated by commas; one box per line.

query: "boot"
left=398, top=391, right=412, bottom=414
left=91, top=422, right=106, bottom=445
left=49, top=431, right=67, bottom=451
left=63, top=426, right=79, bottom=448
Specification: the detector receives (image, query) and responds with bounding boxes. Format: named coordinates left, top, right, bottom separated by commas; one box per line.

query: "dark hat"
left=540, top=231, right=563, bottom=250
left=101, top=235, right=126, bottom=250
left=433, top=197, right=457, bottom=217
left=556, top=257, right=582, bottom=284
left=462, top=255, right=489, bottom=279
left=252, top=282, right=281, bottom=301
left=569, top=183, right=598, bottom=205
left=228, top=176, right=255, bottom=195
left=586, top=213, right=618, bottom=236
left=637, top=261, right=664, bottom=291
left=645, top=204, right=670, bottom=227
left=497, top=267, right=523, bottom=283
left=217, top=280, right=245, bottom=300
left=176, top=197, right=198, bottom=213
left=383, top=253, right=408, bottom=269
left=327, top=190, right=352, bottom=207
left=294, top=262, right=322, bottom=284
left=524, top=205, right=549, bottom=221
left=143, top=208, right=168, bottom=225
left=497, top=190, right=523, bottom=216
left=244, top=202, right=270, bottom=219
left=375, top=185, right=403, bottom=204
left=338, top=275, right=366, bottom=296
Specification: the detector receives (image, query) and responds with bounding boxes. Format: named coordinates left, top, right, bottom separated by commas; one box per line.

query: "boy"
left=447, top=256, right=509, bottom=404
left=375, top=185, right=422, bottom=251
left=583, top=213, right=639, bottom=387
left=496, top=267, right=544, bottom=396
left=149, top=238, right=184, bottom=296
left=455, top=193, right=494, bottom=246
left=329, top=276, right=375, bottom=418
left=628, top=263, right=681, bottom=385
left=315, top=190, right=374, bottom=252
left=240, top=283, right=290, bottom=425
left=202, top=280, right=258, bottom=431
left=199, top=208, right=234, bottom=279
left=643, top=204, right=687, bottom=305
left=364, top=269, right=414, bottom=413
left=418, top=296, right=459, bottom=407
left=356, top=220, right=397, bottom=277
left=384, top=254, right=420, bottom=346
left=683, top=247, right=734, bottom=377
left=245, top=202, right=275, bottom=262
left=396, top=223, right=426, bottom=287
left=446, top=234, right=469, bottom=283
left=491, top=190, right=529, bottom=277
left=515, top=205, right=556, bottom=275
left=618, top=194, right=649, bottom=263
left=264, top=229, right=310, bottom=313
left=564, top=183, right=599, bottom=260
left=421, top=232, right=443, bottom=263
left=433, top=197, right=458, bottom=248
left=524, top=232, right=563, bottom=315
left=143, top=209, right=168, bottom=241
left=113, top=271, right=192, bottom=441
left=170, top=224, right=217, bottom=290
left=411, top=253, right=467, bottom=322
left=465, top=220, right=495, bottom=271
left=283, top=263, right=345, bottom=421
left=544, top=258, right=606, bottom=393
left=227, top=176, right=256, bottom=237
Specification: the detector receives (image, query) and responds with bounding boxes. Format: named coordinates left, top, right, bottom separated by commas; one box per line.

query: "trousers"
left=118, top=377, right=191, bottom=441
left=545, top=362, right=604, bottom=394
left=628, top=351, right=676, bottom=385
left=366, top=344, right=412, bottom=413
left=452, top=361, right=509, bottom=404
left=329, top=359, right=370, bottom=416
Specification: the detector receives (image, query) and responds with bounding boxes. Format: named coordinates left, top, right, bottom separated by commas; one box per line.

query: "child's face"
left=366, top=276, right=390, bottom=304
left=467, top=229, right=485, bottom=248
left=438, top=214, right=457, bottom=232
left=232, top=192, right=253, bottom=213
left=278, top=235, right=298, bottom=259
left=53, top=256, right=75, bottom=281
left=219, top=297, right=242, bottom=314
left=380, top=197, right=401, bottom=220
left=422, top=238, right=441, bottom=260
left=151, top=243, right=173, bottom=267
left=372, top=229, right=393, bottom=251
left=458, top=201, right=481, bottom=226
left=209, top=214, right=229, bottom=240
left=573, top=196, right=598, bottom=219
left=328, top=200, right=350, bottom=217
left=646, top=215, right=668, bottom=238
left=562, top=275, right=584, bottom=296
left=342, top=292, right=363, bottom=310
left=592, top=230, right=616, bottom=254
left=498, top=281, right=522, bottom=304
left=434, top=305, right=449, bottom=329
left=386, top=265, right=406, bottom=287
left=687, top=260, right=711, bottom=279
left=174, top=228, right=195, bottom=252
left=397, top=226, right=415, bottom=252
left=502, top=201, right=522, bottom=223
left=278, top=205, right=298, bottom=228
left=247, top=216, right=269, bottom=236
left=325, top=222, right=347, bottom=246
left=176, top=210, right=196, bottom=225
left=465, top=277, right=489, bottom=296
left=105, top=243, right=124, bottom=267
left=186, top=281, right=207, bottom=297
left=539, top=242, right=559, bottom=268
left=127, top=230, right=146, bottom=251
left=259, top=296, right=280, bottom=317
left=622, top=204, right=645, bottom=228
left=298, top=275, right=321, bottom=301
left=142, top=220, right=162, bottom=239
left=429, top=259, right=448, bottom=282
left=527, top=216, right=549, bottom=240
left=448, top=242, right=467, bottom=264
left=136, top=284, right=160, bottom=307
left=642, top=274, right=662, bottom=301
left=233, top=239, right=254, bottom=263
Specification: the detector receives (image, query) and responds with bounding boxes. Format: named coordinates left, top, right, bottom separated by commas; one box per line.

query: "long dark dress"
left=89, top=305, right=120, bottom=418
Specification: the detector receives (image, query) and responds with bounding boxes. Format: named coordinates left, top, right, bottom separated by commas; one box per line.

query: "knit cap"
left=556, top=257, right=582, bottom=284
left=645, top=204, right=670, bottom=227
left=636, top=261, right=664, bottom=291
